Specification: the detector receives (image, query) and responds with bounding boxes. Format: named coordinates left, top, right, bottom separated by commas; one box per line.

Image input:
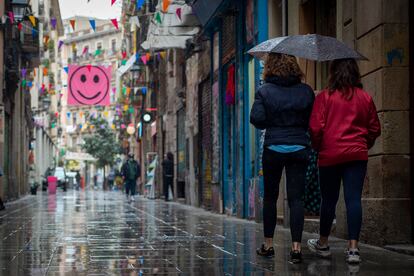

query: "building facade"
left=125, top=0, right=412, bottom=246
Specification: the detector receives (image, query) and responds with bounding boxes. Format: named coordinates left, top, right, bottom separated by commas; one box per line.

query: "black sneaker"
left=307, top=239, right=331, bottom=257
left=256, top=244, right=275, bottom=257
left=289, top=250, right=302, bottom=264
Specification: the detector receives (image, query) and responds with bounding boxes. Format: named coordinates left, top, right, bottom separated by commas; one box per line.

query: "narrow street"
left=0, top=190, right=412, bottom=275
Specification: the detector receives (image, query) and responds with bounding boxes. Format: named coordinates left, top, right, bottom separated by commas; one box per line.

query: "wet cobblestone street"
left=0, top=190, right=413, bottom=275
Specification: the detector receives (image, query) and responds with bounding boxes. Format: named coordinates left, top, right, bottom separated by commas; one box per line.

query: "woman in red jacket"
left=307, top=59, right=381, bottom=264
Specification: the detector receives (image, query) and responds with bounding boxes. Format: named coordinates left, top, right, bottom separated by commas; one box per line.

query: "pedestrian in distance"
left=121, top=153, right=141, bottom=202
left=75, top=171, right=81, bottom=190
left=162, top=152, right=174, bottom=201
left=250, top=53, right=315, bottom=263
left=307, top=58, right=381, bottom=264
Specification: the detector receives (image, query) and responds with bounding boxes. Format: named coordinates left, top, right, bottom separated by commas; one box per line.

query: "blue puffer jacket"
left=250, top=76, right=315, bottom=147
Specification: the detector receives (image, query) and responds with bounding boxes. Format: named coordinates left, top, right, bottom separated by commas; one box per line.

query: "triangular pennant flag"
left=146, top=53, right=151, bottom=61
left=51, top=18, right=57, bottom=29
left=89, top=19, right=96, bottom=32
left=70, top=19, right=76, bottom=31
left=141, top=87, right=147, bottom=95
left=43, top=68, right=48, bottom=76
left=122, top=51, right=127, bottom=59
left=111, top=19, right=119, bottom=30
left=32, top=28, right=37, bottom=38
left=44, top=35, right=50, bottom=44
left=86, top=64, right=92, bottom=72
left=137, top=0, right=144, bottom=10
left=121, top=60, right=127, bottom=65
left=135, top=53, right=140, bottom=62
left=126, top=87, right=131, bottom=95
left=8, top=12, right=14, bottom=24
left=176, top=8, right=182, bottom=20
left=160, top=51, right=167, bottom=59
left=122, top=87, right=127, bottom=95
left=17, top=22, right=23, bottom=31
left=111, top=0, right=116, bottom=5
left=129, top=16, right=140, bottom=29
left=58, top=40, right=64, bottom=50
left=162, top=0, right=171, bottom=12
left=27, top=82, right=33, bottom=88
left=82, top=46, right=88, bottom=55
left=21, top=68, right=27, bottom=78
left=29, top=15, right=36, bottom=27
left=34, top=69, right=37, bottom=77
left=22, top=80, right=26, bottom=87
left=155, top=12, right=162, bottom=24
left=94, top=48, right=102, bottom=56
left=141, top=55, right=148, bottom=65
left=72, top=43, right=76, bottom=51
left=112, top=87, right=116, bottom=94
left=63, top=67, right=69, bottom=74
left=67, top=112, right=71, bottom=118
left=157, top=52, right=161, bottom=61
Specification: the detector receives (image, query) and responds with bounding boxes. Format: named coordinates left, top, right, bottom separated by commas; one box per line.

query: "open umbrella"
left=248, top=34, right=367, bottom=61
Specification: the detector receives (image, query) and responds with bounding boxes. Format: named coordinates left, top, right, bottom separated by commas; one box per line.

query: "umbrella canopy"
left=248, top=34, right=367, bottom=61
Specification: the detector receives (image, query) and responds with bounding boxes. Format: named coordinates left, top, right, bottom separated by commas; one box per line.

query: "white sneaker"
left=346, top=248, right=361, bottom=264
left=131, top=196, right=135, bottom=202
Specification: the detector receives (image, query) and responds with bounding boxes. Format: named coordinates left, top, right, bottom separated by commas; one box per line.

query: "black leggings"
left=319, top=161, right=367, bottom=241
left=262, top=148, right=309, bottom=242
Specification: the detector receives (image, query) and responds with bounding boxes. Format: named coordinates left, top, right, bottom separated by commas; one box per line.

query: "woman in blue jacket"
left=250, top=53, right=314, bottom=263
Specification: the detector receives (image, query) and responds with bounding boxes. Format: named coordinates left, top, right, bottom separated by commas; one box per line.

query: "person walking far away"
left=250, top=53, right=315, bottom=264
left=307, top=59, right=381, bottom=264
left=162, top=152, right=174, bottom=201
left=121, top=153, right=141, bottom=202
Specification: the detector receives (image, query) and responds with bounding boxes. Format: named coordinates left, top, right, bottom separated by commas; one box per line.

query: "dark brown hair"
left=327, top=58, right=362, bottom=100
left=263, top=53, right=304, bottom=80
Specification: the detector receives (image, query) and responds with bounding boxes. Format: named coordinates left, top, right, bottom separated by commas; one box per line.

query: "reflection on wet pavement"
left=0, top=190, right=413, bottom=275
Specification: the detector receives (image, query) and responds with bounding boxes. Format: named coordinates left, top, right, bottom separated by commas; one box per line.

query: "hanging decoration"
left=141, top=55, right=148, bottom=65
left=21, top=68, right=27, bottom=78
left=58, top=40, right=64, bottom=50
left=89, top=19, right=96, bottom=32
left=51, top=17, right=57, bottom=29
left=17, top=22, right=23, bottom=31
left=225, top=64, right=236, bottom=105
left=95, top=48, right=102, bottom=56
left=136, top=0, right=145, bottom=10
left=176, top=8, right=182, bottom=21
left=43, top=35, right=50, bottom=45
left=160, top=51, right=167, bottom=60
left=155, top=12, right=162, bottom=24
left=63, top=67, right=69, bottom=74
left=82, top=46, right=88, bottom=55
left=122, top=51, right=127, bottom=59
left=129, top=16, right=140, bottom=29
left=67, top=65, right=112, bottom=106
left=111, top=0, right=117, bottom=5
left=162, top=0, right=171, bottom=12
left=70, top=19, right=76, bottom=31
left=111, top=18, right=119, bottom=30
left=43, top=67, right=48, bottom=76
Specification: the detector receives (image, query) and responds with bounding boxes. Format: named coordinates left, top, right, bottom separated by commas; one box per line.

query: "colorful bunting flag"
left=21, top=68, right=27, bottom=78
left=129, top=16, right=140, bottom=29
left=51, top=17, right=57, bottom=29
left=17, top=22, right=23, bottom=31
left=89, top=19, right=96, bottom=32
left=63, top=67, right=69, bottom=74
left=141, top=87, right=147, bottom=95
left=67, top=112, right=71, bottom=118
left=121, top=60, right=127, bottom=65
left=111, top=19, right=119, bottom=29
left=22, top=79, right=26, bottom=87
left=28, top=15, right=36, bottom=26
left=44, top=35, right=50, bottom=45
left=111, top=0, right=117, bottom=5
left=82, top=46, right=88, bottom=55
left=43, top=68, right=48, bottom=76
left=162, top=0, right=171, bottom=12
left=126, top=87, right=131, bottom=96
left=112, top=87, right=116, bottom=94
left=86, top=64, right=92, bottom=72
left=136, top=0, right=145, bottom=10
left=95, top=48, right=102, bottom=56
left=176, top=8, right=182, bottom=20
left=160, top=51, right=167, bottom=60
left=155, top=12, right=162, bottom=24
left=146, top=53, right=151, bottom=61
left=122, top=51, right=127, bottom=59
left=58, top=40, right=64, bottom=50
left=141, top=55, right=148, bottom=65
left=70, top=19, right=76, bottom=31
left=32, top=28, right=37, bottom=38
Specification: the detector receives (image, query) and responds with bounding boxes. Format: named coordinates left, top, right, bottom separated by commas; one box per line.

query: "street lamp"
left=11, top=0, right=30, bottom=21
left=42, top=97, right=51, bottom=111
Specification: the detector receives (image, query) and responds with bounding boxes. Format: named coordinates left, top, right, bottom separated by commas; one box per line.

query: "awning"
left=191, top=0, right=224, bottom=26
left=117, top=54, right=137, bottom=75
left=65, top=151, right=96, bottom=162
left=141, top=1, right=200, bottom=51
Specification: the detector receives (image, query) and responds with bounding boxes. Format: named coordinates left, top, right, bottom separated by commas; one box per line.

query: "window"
left=96, top=42, right=103, bottom=51
left=111, top=39, right=117, bottom=52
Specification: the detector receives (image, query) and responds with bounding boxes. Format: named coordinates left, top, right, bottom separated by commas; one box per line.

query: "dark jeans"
left=319, top=161, right=367, bottom=241
left=262, top=147, right=310, bottom=242
left=164, top=176, right=173, bottom=200
left=125, top=179, right=136, bottom=196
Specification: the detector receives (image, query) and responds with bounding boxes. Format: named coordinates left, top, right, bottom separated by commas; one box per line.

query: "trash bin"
left=47, top=176, right=58, bottom=194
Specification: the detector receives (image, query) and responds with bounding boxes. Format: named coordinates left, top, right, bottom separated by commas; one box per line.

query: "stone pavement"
left=0, top=190, right=413, bottom=275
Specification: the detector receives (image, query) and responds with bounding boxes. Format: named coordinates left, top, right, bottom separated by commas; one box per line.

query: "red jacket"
left=310, top=88, right=381, bottom=166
